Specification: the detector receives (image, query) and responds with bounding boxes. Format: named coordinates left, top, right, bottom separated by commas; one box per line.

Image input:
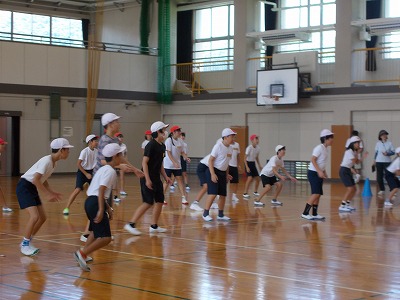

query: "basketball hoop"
left=262, top=94, right=281, bottom=102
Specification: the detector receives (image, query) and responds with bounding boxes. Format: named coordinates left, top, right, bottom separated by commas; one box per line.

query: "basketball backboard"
left=256, top=68, right=299, bottom=106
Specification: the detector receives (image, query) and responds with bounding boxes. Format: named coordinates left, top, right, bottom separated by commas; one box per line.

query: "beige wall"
left=161, top=92, right=400, bottom=179
left=0, top=94, right=161, bottom=172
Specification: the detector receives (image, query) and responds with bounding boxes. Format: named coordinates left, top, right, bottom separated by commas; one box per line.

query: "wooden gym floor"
left=0, top=174, right=399, bottom=300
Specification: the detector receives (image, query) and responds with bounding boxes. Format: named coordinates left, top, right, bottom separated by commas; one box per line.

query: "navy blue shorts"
left=307, top=170, right=323, bottom=195
left=246, top=161, right=259, bottom=177
left=197, top=163, right=208, bottom=186
left=180, top=156, right=187, bottom=172
left=16, top=178, right=42, bottom=209
left=261, top=175, right=278, bottom=187
left=75, top=169, right=93, bottom=189
left=229, top=166, right=239, bottom=183
left=85, top=196, right=111, bottom=238
left=385, top=171, right=400, bottom=191
left=339, top=166, right=355, bottom=187
left=165, top=169, right=183, bottom=177
left=140, top=177, right=164, bottom=204
left=206, top=167, right=227, bottom=196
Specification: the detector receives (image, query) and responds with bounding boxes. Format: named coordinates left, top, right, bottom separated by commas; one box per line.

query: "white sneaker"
left=181, top=196, right=189, bottom=205
left=210, top=202, right=219, bottom=209
left=243, top=193, right=250, bottom=199
left=80, top=234, right=88, bottom=242
left=339, top=205, right=352, bottom=212
left=301, top=214, right=313, bottom=220
left=73, top=250, right=90, bottom=272
left=85, top=256, right=93, bottom=262
left=254, top=201, right=265, bottom=207
left=2, top=207, right=12, bottom=212
left=124, top=224, right=142, bottom=235
left=190, top=202, right=203, bottom=211
left=217, top=215, right=231, bottom=221
left=203, top=215, right=213, bottom=222
left=384, top=201, right=393, bottom=207
left=120, top=191, right=127, bottom=196
left=346, top=204, right=356, bottom=211
left=232, top=194, right=239, bottom=201
left=173, top=181, right=178, bottom=186
left=271, top=200, right=283, bottom=206
left=312, top=214, right=326, bottom=220
left=253, top=192, right=260, bottom=196
left=114, top=196, right=121, bottom=202
left=185, top=185, right=191, bottom=191
left=170, top=185, right=175, bottom=191
left=20, top=245, right=39, bottom=256
left=149, top=226, right=167, bottom=233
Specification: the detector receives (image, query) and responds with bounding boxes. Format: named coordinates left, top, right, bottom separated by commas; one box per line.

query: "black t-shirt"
left=143, top=139, right=166, bottom=181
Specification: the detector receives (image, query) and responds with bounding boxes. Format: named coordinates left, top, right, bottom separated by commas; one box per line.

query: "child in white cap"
left=254, top=145, right=297, bottom=206
left=74, top=143, right=124, bottom=271
left=339, top=136, right=368, bottom=212
left=124, top=121, right=172, bottom=235
left=301, top=129, right=334, bottom=221
left=384, top=147, right=400, bottom=207
left=16, top=138, right=73, bottom=256
left=63, top=134, right=98, bottom=215
left=202, top=128, right=236, bottom=222
left=243, top=134, right=262, bottom=198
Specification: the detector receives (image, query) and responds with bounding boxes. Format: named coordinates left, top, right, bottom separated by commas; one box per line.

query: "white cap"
left=320, top=129, right=334, bottom=137
left=101, top=113, right=121, bottom=126
left=275, top=145, right=285, bottom=152
left=50, top=138, right=74, bottom=149
left=102, top=143, right=124, bottom=157
left=396, top=147, right=400, bottom=154
left=348, top=136, right=361, bottom=144
left=151, top=121, right=169, bottom=133
left=85, top=134, right=97, bottom=143
left=222, top=128, right=237, bottom=137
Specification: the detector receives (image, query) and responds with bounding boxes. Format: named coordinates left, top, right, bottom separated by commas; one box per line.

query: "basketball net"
left=261, top=95, right=280, bottom=109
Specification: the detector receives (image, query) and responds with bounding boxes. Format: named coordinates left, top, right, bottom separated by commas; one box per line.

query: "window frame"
left=193, top=4, right=235, bottom=71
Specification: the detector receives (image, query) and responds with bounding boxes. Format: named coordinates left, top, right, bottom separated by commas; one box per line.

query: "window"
left=52, top=17, right=83, bottom=46
left=0, top=9, right=82, bottom=48
left=382, top=0, right=400, bottom=59
left=0, top=10, right=11, bottom=40
left=279, top=0, right=336, bottom=63
left=193, top=4, right=234, bottom=70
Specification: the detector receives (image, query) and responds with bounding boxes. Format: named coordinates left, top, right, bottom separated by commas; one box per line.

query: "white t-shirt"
left=21, top=155, right=55, bottom=183
left=163, top=137, right=183, bottom=169
left=340, top=149, right=356, bottom=168
left=387, top=157, right=400, bottom=174
left=245, top=145, right=260, bottom=162
left=260, top=155, right=284, bottom=177
left=309, top=144, right=329, bottom=172
left=210, top=141, right=233, bottom=171
left=200, top=154, right=211, bottom=166
left=87, top=165, right=117, bottom=199
left=79, top=147, right=98, bottom=170
left=229, top=142, right=240, bottom=167
left=141, top=140, right=149, bottom=150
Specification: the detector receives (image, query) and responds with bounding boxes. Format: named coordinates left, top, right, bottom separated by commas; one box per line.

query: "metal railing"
left=0, top=31, right=158, bottom=55
left=352, top=46, right=400, bottom=86
left=171, top=59, right=234, bottom=96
